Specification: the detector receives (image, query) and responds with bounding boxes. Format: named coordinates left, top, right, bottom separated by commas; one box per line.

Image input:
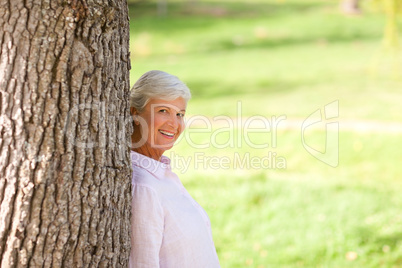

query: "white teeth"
left=159, top=130, right=174, bottom=137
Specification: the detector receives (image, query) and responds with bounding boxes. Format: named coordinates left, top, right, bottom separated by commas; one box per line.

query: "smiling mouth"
left=159, top=130, right=175, bottom=138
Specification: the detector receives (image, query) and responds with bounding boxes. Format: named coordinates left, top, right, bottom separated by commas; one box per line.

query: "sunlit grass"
left=129, top=0, right=401, bottom=121
left=128, top=0, right=402, bottom=266
left=173, top=130, right=402, bottom=267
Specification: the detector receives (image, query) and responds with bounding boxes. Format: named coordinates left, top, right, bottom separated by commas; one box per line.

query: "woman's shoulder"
left=132, top=165, right=170, bottom=198
left=132, top=165, right=156, bottom=184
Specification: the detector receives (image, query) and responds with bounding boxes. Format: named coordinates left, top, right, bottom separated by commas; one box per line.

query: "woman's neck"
left=133, top=144, right=163, bottom=162
left=131, top=126, right=164, bottom=161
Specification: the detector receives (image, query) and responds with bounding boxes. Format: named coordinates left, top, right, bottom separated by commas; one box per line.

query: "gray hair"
left=130, top=70, right=191, bottom=112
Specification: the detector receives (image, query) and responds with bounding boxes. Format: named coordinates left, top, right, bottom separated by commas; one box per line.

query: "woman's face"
left=135, top=97, right=187, bottom=153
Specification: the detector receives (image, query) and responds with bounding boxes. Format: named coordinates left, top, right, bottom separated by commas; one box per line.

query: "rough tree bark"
left=0, top=0, right=132, bottom=267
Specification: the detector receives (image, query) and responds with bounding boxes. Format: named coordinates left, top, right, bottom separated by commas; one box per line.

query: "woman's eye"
left=177, top=113, right=185, bottom=118
left=159, top=109, right=168, bottom=113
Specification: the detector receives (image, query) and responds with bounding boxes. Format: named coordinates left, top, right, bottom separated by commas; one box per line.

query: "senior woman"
left=129, top=70, right=220, bottom=267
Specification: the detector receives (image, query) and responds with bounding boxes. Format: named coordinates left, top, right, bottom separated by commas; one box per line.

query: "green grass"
left=129, top=0, right=402, bottom=266
left=129, top=0, right=402, bottom=121
left=172, top=130, right=402, bottom=267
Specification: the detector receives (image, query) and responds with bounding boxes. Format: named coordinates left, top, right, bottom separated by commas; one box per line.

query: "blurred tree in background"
left=340, top=0, right=361, bottom=15
left=368, top=0, right=402, bottom=76
left=375, top=0, right=401, bottom=50
left=338, top=0, right=402, bottom=74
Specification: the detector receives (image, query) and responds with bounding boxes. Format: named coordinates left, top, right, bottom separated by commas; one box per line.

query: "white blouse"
left=129, top=151, right=220, bottom=268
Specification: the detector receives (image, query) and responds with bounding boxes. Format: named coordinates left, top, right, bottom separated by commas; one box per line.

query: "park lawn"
left=128, top=0, right=402, bottom=121
left=128, top=0, right=402, bottom=267
left=173, top=130, right=402, bottom=267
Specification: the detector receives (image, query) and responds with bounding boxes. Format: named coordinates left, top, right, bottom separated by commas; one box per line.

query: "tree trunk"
left=0, top=0, right=132, bottom=267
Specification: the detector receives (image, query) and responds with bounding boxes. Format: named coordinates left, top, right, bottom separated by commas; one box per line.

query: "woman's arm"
left=130, top=184, right=164, bottom=267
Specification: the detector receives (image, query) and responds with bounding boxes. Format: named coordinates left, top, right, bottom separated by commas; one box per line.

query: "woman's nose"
left=167, top=114, right=180, bottom=129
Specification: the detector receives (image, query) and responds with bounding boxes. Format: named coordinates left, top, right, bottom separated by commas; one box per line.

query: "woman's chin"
left=152, top=143, right=174, bottom=151
left=160, top=144, right=174, bottom=151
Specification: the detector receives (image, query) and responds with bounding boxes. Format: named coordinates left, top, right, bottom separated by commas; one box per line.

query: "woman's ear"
left=130, top=107, right=138, bottom=116
left=131, top=107, right=140, bottom=125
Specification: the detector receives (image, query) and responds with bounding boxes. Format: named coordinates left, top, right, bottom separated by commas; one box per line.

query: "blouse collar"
left=131, top=151, right=171, bottom=178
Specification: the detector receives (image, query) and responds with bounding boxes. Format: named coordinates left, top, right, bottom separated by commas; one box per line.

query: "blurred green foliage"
left=128, top=0, right=402, bottom=267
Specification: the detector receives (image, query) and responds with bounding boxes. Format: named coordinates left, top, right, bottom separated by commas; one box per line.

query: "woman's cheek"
left=177, top=126, right=184, bottom=138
